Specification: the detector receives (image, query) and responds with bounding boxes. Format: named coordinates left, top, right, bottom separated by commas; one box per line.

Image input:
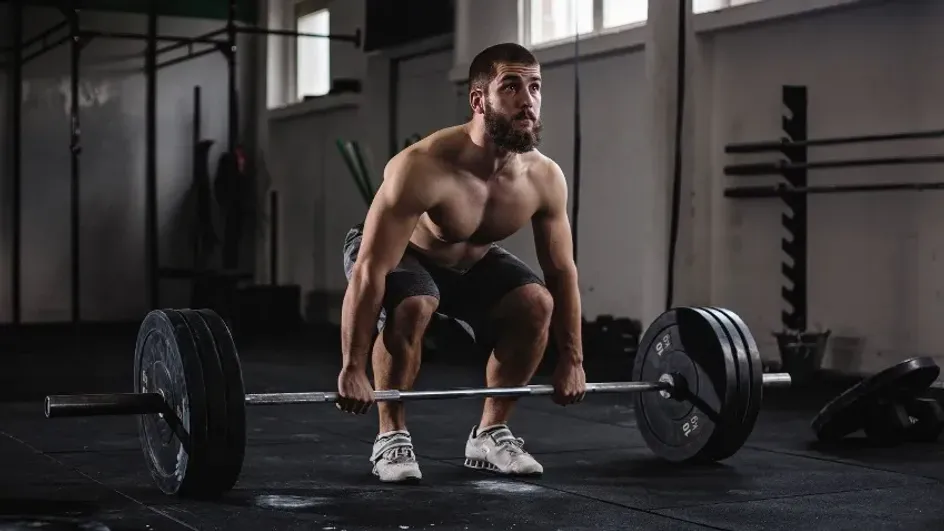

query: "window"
left=528, top=0, right=594, bottom=46
left=602, top=0, right=647, bottom=29
left=523, top=0, right=644, bottom=46
left=296, top=8, right=330, bottom=99
left=522, top=0, right=767, bottom=46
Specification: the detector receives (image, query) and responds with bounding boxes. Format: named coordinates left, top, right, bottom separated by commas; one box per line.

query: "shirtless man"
left=337, top=43, right=587, bottom=483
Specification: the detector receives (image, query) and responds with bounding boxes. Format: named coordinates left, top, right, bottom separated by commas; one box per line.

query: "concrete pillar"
left=640, top=0, right=697, bottom=326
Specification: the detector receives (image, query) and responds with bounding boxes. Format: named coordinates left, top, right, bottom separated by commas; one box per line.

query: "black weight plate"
left=134, top=309, right=211, bottom=496
left=812, top=356, right=940, bottom=442
left=175, top=309, right=232, bottom=497
left=697, top=307, right=751, bottom=460
left=863, top=400, right=911, bottom=447
left=196, top=308, right=247, bottom=491
left=709, top=307, right=764, bottom=458
left=902, top=396, right=944, bottom=443
left=632, top=307, right=737, bottom=462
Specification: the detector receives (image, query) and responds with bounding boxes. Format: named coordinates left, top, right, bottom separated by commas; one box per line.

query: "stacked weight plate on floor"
left=632, top=306, right=764, bottom=462
left=812, top=356, right=941, bottom=444
left=133, top=308, right=247, bottom=497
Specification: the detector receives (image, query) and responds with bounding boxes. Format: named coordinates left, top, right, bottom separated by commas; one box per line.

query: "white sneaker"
left=464, top=424, right=544, bottom=476
left=370, top=430, right=422, bottom=483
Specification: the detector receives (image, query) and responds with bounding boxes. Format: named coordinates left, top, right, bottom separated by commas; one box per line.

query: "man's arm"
left=532, top=160, right=582, bottom=365
left=341, top=152, right=440, bottom=372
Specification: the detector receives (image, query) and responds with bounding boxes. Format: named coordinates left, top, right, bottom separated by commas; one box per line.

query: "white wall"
left=708, top=0, right=944, bottom=372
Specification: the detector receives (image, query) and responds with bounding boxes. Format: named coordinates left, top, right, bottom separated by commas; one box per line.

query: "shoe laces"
left=371, top=432, right=416, bottom=464
left=488, top=428, right=527, bottom=455
left=383, top=444, right=416, bottom=464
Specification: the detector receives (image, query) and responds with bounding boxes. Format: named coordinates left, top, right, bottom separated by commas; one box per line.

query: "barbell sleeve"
left=45, top=373, right=791, bottom=417
left=45, top=392, right=166, bottom=418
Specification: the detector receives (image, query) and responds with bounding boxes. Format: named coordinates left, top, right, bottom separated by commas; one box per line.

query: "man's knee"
left=385, top=295, right=440, bottom=351
left=500, top=283, right=554, bottom=331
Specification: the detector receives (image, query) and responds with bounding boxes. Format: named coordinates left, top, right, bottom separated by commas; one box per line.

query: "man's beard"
left=483, top=99, right=542, bottom=153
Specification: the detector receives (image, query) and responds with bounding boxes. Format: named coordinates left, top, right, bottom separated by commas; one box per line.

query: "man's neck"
left=464, top=121, right=517, bottom=177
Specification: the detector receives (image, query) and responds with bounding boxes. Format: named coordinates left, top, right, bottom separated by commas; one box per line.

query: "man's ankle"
left=377, top=427, right=409, bottom=438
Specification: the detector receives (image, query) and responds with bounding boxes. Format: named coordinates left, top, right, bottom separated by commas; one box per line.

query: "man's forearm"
left=340, top=267, right=385, bottom=371
left=545, top=269, right=583, bottom=364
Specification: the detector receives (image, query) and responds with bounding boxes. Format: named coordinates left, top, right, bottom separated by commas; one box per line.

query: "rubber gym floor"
left=2, top=326, right=944, bottom=531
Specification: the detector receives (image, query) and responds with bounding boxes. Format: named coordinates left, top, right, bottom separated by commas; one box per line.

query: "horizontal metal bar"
left=237, top=25, right=361, bottom=46
left=156, top=27, right=226, bottom=56
left=726, top=128, right=944, bottom=154
left=245, top=373, right=793, bottom=406
left=0, top=20, right=68, bottom=54
left=45, top=393, right=166, bottom=418
left=19, top=34, right=70, bottom=65
left=725, top=155, right=944, bottom=177
left=45, top=374, right=793, bottom=416
left=26, top=19, right=69, bottom=50
left=244, top=381, right=669, bottom=406
left=80, top=30, right=222, bottom=46
left=764, top=373, right=792, bottom=387
left=725, top=181, right=944, bottom=199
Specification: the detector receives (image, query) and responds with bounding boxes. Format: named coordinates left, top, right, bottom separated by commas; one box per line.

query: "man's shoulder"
left=391, top=126, right=462, bottom=164
left=382, top=142, right=452, bottom=199
left=523, top=150, right=566, bottom=183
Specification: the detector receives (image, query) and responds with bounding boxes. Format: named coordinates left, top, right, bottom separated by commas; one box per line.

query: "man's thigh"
left=437, top=246, right=545, bottom=349
left=342, top=223, right=442, bottom=332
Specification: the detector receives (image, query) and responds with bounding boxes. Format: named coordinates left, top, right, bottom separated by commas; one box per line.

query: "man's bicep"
left=355, top=156, right=434, bottom=275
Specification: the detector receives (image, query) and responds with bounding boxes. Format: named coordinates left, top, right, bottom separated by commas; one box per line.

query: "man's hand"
left=337, top=366, right=375, bottom=414
left=551, top=359, right=586, bottom=406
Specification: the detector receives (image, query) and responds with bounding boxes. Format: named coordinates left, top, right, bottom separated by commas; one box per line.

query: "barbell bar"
left=46, top=374, right=792, bottom=418
left=41, top=306, right=792, bottom=498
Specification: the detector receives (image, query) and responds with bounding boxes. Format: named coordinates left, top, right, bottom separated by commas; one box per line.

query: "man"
left=337, top=42, right=587, bottom=483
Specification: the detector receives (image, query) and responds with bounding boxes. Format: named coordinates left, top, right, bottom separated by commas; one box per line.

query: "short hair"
left=468, top=43, right=538, bottom=92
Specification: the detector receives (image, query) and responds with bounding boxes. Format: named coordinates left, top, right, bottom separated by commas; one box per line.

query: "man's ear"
left=469, top=88, right=485, bottom=116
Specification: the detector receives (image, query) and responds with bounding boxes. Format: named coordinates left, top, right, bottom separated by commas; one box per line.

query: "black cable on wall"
left=665, top=0, right=687, bottom=311
left=571, top=13, right=582, bottom=265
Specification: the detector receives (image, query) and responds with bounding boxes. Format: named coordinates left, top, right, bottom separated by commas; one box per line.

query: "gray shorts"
left=342, top=223, right=545, bottom=350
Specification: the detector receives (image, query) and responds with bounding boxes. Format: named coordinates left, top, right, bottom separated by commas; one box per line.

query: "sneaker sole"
left=373, top=469, right=423, bottom=483
left=463, top=458, right=543, bottom=476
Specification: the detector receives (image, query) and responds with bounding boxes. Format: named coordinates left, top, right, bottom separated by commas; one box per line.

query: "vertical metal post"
left=68, top=1, right=81, bottom=325
left=270, top=190, right=278, bottom=285
left=388, top=60, right=399, bottom=158
left=571, top=13, right=581, bottom=267
left=145, top=0, right=158, bottom=309
left=11, top=0, right=23, bottom=326
left=227, top=0, right=239, bottom=153
left=780, top=85, right=808, bottom=332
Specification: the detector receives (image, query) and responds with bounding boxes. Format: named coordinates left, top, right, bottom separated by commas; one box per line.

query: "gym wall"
left=451, top=0, right=943, bottom=373
left=0, top=5, right=260, bottom=323
left=706, top=0, right=944, bottom=374
left=262, top=0, right=944, bottom=374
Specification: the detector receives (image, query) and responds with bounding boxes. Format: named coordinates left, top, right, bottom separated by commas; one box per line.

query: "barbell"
left=43, top=306, right=791, bottom=498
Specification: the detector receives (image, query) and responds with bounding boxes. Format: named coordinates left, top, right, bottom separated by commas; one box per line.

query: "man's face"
left=479, top=62, right=543, bottom=153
